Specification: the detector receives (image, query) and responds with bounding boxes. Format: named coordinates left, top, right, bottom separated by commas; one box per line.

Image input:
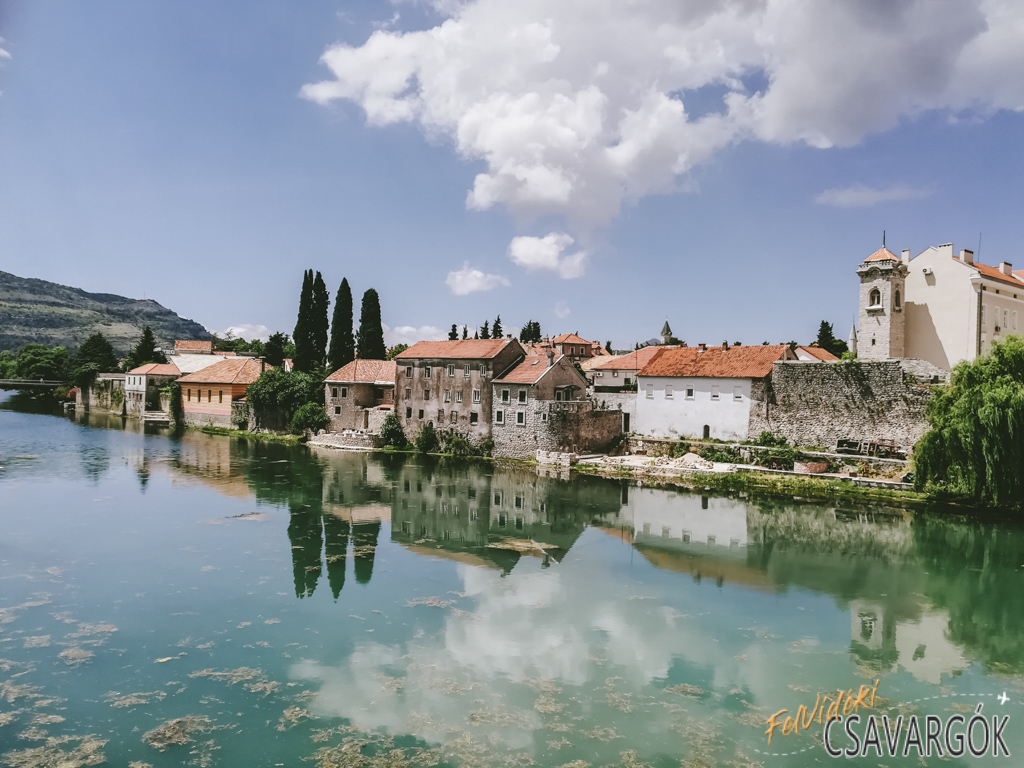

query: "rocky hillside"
left=0, top=270, right=210, bottom=355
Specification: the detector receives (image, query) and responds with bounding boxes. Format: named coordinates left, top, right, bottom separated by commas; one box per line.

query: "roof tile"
left=864, top=247, right=900, bottom=263
left=493, top=355, right=558, bottom=384
left=592, top=346, right=666, bottom=372
left=176, top=357, right=268, bottom=385
left=396, top=339, right=515, bottom=360
left=552, top=333, right=590, bottom=345
left=638, top=345, right=789, bottom=379
left=128, top=363, right=181, bottom=376
left=175, top=340, right=213, bottom=352
left=325, top=359, right=396, bottom=384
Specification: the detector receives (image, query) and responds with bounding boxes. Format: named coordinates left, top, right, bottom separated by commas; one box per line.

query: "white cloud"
left=445, top=262, right=510, bottom=295
left=553, top=301, right=570, bottom=319
left=220, top=324, right=272, bottom=341
left=508, top=232, right=587, bottom=278
left=383, top=323, right=446, bottom=347
left=0, top=37, right=10, bottom=63
left=815, top=183, right=931, bottom=208
left=302, top=0, right=1024, bottom=227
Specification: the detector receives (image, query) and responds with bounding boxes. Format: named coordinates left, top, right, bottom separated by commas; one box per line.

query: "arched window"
left=894, top=289, right=901, bottom=309
left=869, top=288, right=881, bottom=307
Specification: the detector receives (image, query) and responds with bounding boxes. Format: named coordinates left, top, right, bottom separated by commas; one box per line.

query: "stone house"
left=490, top=351, right=622, bottom=459
left=854, top=243, right=1024, bottom=370
left=176, top=357, right=268, bottom=428
left=587, top=346, right=668, bottom=433
left=635, top=344, right=794, bottom=441
left=395, top=338, right=525, bottom=442
left=324, top=359, right=396, bottom=433
left=124, top=362, right=180, bottom=418
left=551, top=333, right=596, bottom=363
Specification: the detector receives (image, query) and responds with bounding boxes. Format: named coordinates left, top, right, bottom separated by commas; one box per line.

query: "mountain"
left=0, top=270, right=210, bottom=355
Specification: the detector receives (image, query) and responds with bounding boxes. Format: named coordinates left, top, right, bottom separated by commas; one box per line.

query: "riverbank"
left=197, top=426, right=302, bottom=444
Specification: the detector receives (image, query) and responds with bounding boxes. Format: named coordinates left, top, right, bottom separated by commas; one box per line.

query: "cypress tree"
left=462, top=325, right=468, bottom=340
left=328, top=278, right=355, bottom=371
left=448, top=324, right=459, bottom=341
left=311, top=271, right=330, bottom=369
left=293, top=269, right=314, bottom=372
left=480, top=320, right=490, bottom=340
left=356, top=289, right=387, bottom=360
left=492, top=315, right=503, bottom=339
left=125, top=326, right=167, bottom=370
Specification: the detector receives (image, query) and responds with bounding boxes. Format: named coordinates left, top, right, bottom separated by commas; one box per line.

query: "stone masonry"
left=492, top=400, right=623, bottom=460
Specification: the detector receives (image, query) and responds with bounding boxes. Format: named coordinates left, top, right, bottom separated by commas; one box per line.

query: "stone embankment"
left=308, top=430, right=380, bottom=451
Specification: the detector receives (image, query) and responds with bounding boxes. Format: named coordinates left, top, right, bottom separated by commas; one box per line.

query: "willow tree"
left=914, top=335, right=1024, bottom=508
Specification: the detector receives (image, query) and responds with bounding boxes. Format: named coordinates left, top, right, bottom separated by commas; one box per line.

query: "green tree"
left=414, top=421, right=438, bottom=453
left=814, top=321, right=849, bottom=357
left=378, top=412, right=407, bottom=448
left=293, top=269, right=314, bottom=372
left=518, top=320, right=542, bottom=344
left=448, top=324, right=459, bottom=341
left=246, top=368, right=325, bottom=430
left=605, top=340, right=612, bottom=354
left=462, top=325, right=468, bottom=340
left=356, top=288, right=387, bottom=360
left=492, top=315, right=503, bottom=338
left=328, top=278, right=355, bottom=371
left=16, top=344, right=68, bottom=380
left=386, top=344, right=409, bottom=360
left=264, top=332, right=289, bottom=368
left=480, top=320, right=490, bottom=339
left=74, top=332, right=119, bottom=372
left=914, top=336, right=1024, bottom=508
left=311, top=271, right=330, bottom=368
left=124, top=326, right=167, bottom=371
left=291, top=402, right=330, bottom=435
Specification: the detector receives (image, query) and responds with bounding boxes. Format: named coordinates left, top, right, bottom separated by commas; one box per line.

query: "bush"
left=437, top=429, right=471, bottom=457
left=751, top=446, right=798, bottom=471
left=755, top=431, right=788, bottom=447
left=246, top=368, right=324, bottom=428
left=414, top=422, right=439, bottom=454
left=291, top=402, right=330, bottom=435
left=698, top=446, right=742, bottom=464
left=379, top=412, right=407, bottom=448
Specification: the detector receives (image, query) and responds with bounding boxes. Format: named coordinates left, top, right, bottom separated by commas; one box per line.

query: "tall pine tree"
left=311, top=271, right=330, bottom=369
left=124, top=326, right=168, bottom=370
left=492, top=315, right=503, bottom=338
left=356, top=289, right=387, bottom=360
left=462, top=326, right=468, bottom=340
left=328, top=278, right=355, bottom=371
left=480, top=320, right=490, bottom=339
left=293, top=269, right=314, bottom=372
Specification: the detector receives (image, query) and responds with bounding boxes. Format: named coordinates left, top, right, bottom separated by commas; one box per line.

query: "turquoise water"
left=1, top=391, right=1023, bottom=767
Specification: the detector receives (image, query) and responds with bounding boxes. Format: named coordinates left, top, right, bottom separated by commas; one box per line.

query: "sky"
left=1, top=0, right=1023, bottom=350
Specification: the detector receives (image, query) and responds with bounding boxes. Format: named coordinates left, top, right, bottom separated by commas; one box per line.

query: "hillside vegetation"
left=0, top=270, right=209, bottom=355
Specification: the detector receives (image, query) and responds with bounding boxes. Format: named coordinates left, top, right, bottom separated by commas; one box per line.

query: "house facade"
left=587, top=346, right=668, bottom=433
left=124, top=363, right=180, bottom=417
left=324, top=359, right=396, bottom=433
left=635, top=345, right=793, bottom=441
left=395, top=338, right=525, bottom=442
left=855, top=243, right=1024, bottom=370
left=551, top=333, right=595, bottom=363
left=176, top=357, right=268, bottom=428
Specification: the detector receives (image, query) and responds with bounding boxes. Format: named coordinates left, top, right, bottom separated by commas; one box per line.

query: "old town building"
left=324, top=359, right=396, bottom=433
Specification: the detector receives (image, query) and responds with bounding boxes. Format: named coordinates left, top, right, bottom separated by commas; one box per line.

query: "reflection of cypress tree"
left=323, top=514, right=351, bottom=600
left=287, top=505, right=324, bottom=598
left=352, top=521, right=381, bottom=584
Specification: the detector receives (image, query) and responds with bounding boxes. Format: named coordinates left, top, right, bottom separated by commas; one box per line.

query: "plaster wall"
left=635, top=376, right=753, bottom=441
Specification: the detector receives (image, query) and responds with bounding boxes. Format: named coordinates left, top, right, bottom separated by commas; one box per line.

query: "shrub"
left=414, top=422, right=439, bottom=454
left=751, top=446, right=798, bottom=471
left=291, top=402, right=330, bottom=435
left=438, top=429, right=471, bottom=457
left=379, top=412, right=407, bottom=448
left=246, top=368, right=324, bottom=428
left=698, top=446, right=742, bottom=464
left=755, top=431, right=788, bottom=447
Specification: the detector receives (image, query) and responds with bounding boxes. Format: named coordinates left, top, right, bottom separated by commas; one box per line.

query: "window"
left=470, top=412, right=478, bottom=424
left=470, top=509, right=478, bottom=521
left=871, top=338, right=876, bottom=346
left=405, top=387, right=411, bottom=399
left=682, top=531, right=691, bottom=543
left=424, top=366, right=432, bottom=377
left=464, top=365, right=471, bottom=378
left=514, top=495, right=523, bottom=508
left=662, top=526, right=671, bottom=539
left=418, top=409, right=424, bottom=419
left=869, top=288, right=881, bottom=307
left=438, top=409, right=444, bottom=421
left=501, top=389, right=510, bottom=403
left=495, top=410, right=505, bottom=424
left=515, top=516, right=524, bottom=530
left=570, top=346, right=575, bottom=355
left=685, top=384, right=694, bottom=400
left=218, top=390, right=223, bottom=404
left=450, top=411, right=457, bottom=423
left=555, top=390, right=563, bottom=401
left=612, top=371, right=618, bottom=377
left=187, top=388, right=191, bottom=401
left=1004, top=309, right=1009, bottom=331
left=624, top=378, right=631, bottom=387
left=733, top=386, right=742, bottom=402
left=518, top=390, right=527, bottom=403
left=498, top=514, right=507, bottom=527
left=494, top=492, right=502, bottom=506
left=894, top=289, right=902, bottom=309
left=447, top=364, right=455, bottom=377
left=479, top=364, right=487, bottom=376
left=541, top=413, right=548, bottom=422
left=444, top=390, right=451, bottom=403
left=516, top=411, right=526, bottom=425
left=405, top=366, right=413, bottom=378
left=711, top=385, right=720, bottom=401
left=402, top=521, right=412, bottom=534
left=424, top=388, right=431, bottom=399
left=341, top=387, right=348, bottom=398
left=596, top=372, right=603, bottom=378
left=646, top=383, right=654, bottom=399
left=332, top=387, right=338, bottom=398
left=1015, top=311, right=1019, bottom=331
left=472, top=389, right=481, bottom=403
left=207, top=390, right=212, bottom=402
left=456, top=391, right=463, bottom=403
left=406, top=407, right=412, bottom=418
left=665, top=385, right=673, bottom=399
left=335, top=406, right=341, bottom=415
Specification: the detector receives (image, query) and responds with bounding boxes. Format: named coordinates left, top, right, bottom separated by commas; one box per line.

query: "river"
left=1, top=390, right=1022, bottom=767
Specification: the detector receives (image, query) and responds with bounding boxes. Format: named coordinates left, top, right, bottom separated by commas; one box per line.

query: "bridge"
left=0, top=379, right=64, bottom=390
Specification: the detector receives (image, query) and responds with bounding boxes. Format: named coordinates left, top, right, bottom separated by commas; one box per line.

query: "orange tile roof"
left=176, top=357, right=269, bottom=385
left=396, top=339, right=515, bottom=360
left=129, top=363, right=181, bottom=376
left=864, top=247, right=900, bottom=263
left=552, top=333, right=590, bottom=345
left=175, top=340, right=213, bottom=352
left=638, top=345, right=789, bottom=379
left=967, top=260, right=1024, bottom=289
left=213, top=350, right=237, bottom=357
left=325, top=359, right=396, bottom=385
left=796, top=346, right=839, bottom=362
left=593, top=346, right=665, bottom=372
left=493, top=355, right=558, bottom=384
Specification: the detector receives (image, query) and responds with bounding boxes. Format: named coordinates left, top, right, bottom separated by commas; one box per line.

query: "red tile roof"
left=864, top=247, right=900, bottom=263
left=493, top=355, right=558, bottom=384
left=967, top=260, right=1024, bottom=289
left=593, top=346, right=665, bottom=372
left=396, top=339, right=516, bottom=360
left=796, top=345, right=839, bottom=362
left=128, top=363, right=181, bottom=376
left=638, top=345, right=789, bottom=379
left=175, top=340, right=213, bottom=352
left=176, top=357, right=269, bottom=385
left=552, top=333, right=590, bottom=345
left=325, top=359, right=396, bottom=385
left=213, top=350, right=237, bottom=357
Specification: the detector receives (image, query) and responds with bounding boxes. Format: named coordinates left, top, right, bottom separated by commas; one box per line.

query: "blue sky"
left=1, top=0, right=1023, bottom=349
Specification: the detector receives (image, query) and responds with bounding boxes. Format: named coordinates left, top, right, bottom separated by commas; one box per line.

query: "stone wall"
left=748, top=360, right=937, bottom=450
left=77, top=375, right=125, bottom=415
left=182, top=410, right=233, bottom=429
left=590, top=392, right=636, bottom=432
left=492, top=401, right=623, bottom=460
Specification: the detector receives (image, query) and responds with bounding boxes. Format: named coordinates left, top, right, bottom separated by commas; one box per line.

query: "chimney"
left=959, top=248, right=974, bottom=264
left=506, top=333, right=511, bottom=339
left=901, top=249, right=911, bottom=264
left=698, top=343, right=706, bottom=352
left=1001, top=261, right=1013, bottom=276
left=722, top=341, right=729, bottom=350
left=546, top=348, right=554, bottom=368
left=259, top=357, right=265, bottom=373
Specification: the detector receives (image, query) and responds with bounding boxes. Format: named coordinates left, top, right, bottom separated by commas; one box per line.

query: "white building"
left=635, top=345, right=792, bottom=441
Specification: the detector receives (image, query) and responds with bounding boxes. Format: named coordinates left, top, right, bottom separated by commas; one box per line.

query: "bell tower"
left=856, top=247, right=907, bottom=360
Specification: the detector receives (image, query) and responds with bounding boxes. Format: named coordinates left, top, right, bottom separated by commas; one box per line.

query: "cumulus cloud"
left=446, top=262, right=510, bottom=295
left=0, top=37, right=10, bottom=61
left=508, top=233, right=586, bottom=278
left=815, top=183, right=931, bottom=208
left=220, top=324, right=272, bottom=341
left=302, top=0, right=1024, bottom=226
left=384, top=323, right=446, bottom=347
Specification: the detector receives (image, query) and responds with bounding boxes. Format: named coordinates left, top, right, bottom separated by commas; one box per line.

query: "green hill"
left=0, top=270, right=210, bottom=355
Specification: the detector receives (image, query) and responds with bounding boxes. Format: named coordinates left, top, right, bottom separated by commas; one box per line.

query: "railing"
left=0, top=379, right=64, bottom=390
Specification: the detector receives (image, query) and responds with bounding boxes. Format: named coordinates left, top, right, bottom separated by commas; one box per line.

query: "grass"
left=197, top=426, right=301, bottom=444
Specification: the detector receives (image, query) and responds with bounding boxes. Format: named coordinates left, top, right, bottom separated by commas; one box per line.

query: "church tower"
left=856, top=247, right=907, bottom=360
left=661, top=318, right=673, bottom=345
